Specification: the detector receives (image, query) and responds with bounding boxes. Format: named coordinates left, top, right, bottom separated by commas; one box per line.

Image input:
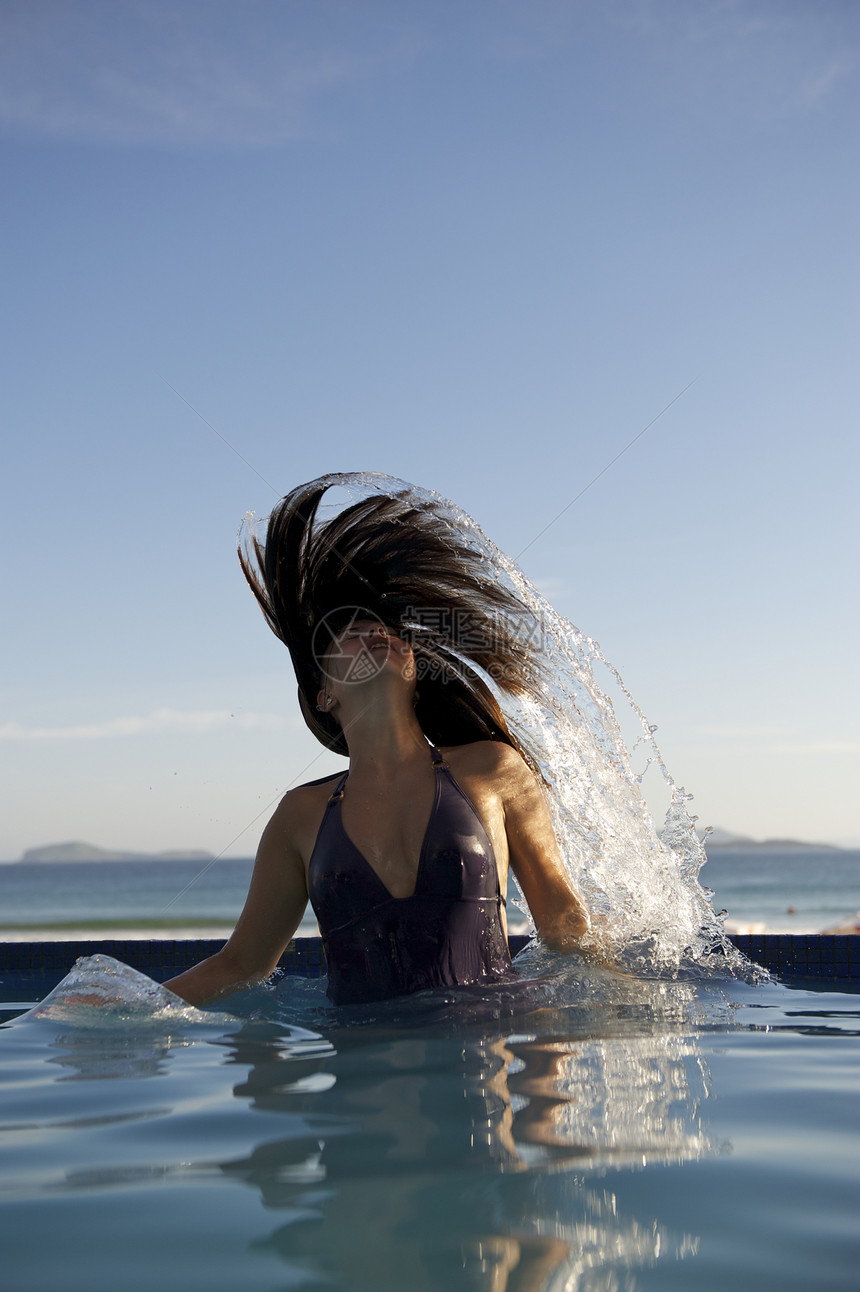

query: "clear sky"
left=1, top=0, right=858, bottom=860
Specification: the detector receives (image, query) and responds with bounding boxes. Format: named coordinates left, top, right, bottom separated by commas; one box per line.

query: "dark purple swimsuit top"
left=307, top=747, right=515, bottom=1005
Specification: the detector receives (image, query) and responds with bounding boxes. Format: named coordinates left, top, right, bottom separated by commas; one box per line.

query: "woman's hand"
left=537, top=903, right=591, bottom=955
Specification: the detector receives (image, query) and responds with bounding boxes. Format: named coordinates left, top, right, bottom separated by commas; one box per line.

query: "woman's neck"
left=339, top=702, right=430, bottom=776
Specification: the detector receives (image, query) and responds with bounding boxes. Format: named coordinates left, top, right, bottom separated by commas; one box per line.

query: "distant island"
left=700, top=827, right=843, bottom=852
left=19, top=841, right=216, bottom=864
left=16, top=830, right=848, bottom=864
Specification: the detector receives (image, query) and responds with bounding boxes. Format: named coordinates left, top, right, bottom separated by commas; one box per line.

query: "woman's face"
left=318, top=618, right=415, bottom=695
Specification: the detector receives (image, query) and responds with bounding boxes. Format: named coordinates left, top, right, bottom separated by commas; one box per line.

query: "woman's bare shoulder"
left=268, top=772, right=343, bottom=831
left=441, top=740, right=530, bottom=784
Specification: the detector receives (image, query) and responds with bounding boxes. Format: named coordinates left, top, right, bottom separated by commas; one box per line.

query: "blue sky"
left=1, top=0, right=857, bottom=859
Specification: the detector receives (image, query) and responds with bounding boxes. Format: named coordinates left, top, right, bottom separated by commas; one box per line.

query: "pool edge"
left=1, top=933, right=858, bottom=996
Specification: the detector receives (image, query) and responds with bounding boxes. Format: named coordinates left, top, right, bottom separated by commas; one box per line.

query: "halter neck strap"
left=328, top=770, right=349, bottom=801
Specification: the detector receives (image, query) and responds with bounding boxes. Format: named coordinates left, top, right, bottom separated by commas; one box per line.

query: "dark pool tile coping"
left=0, top=934, right=858, bottom=997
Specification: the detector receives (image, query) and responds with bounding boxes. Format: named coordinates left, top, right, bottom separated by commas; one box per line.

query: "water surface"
left=1, top=956, right=857, bottom=1291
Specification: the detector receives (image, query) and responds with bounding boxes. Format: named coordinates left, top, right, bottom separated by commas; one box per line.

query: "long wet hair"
left=238, top=473, right=546, bottom=758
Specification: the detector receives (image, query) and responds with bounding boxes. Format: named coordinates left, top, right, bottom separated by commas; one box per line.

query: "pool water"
left=1, top=955, right=858, bottom=1292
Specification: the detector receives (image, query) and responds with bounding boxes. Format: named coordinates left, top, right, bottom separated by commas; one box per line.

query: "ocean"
left=1, top=847, right=858, bottom=940
left=702, top=847, right=860, bottom=933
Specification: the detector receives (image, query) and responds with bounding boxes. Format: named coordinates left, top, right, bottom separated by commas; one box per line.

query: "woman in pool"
left=166, top=474, right=591, bottom=1006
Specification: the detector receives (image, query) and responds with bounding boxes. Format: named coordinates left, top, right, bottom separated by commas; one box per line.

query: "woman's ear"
left=316, top=689, right=335, bottom=714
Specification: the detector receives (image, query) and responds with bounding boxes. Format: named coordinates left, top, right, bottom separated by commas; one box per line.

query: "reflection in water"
left=45, top=1029, right=180, bottom=1081
left=12, top=960, right=734, bottom=1290
left=215, top=985, right=720, bottom=1290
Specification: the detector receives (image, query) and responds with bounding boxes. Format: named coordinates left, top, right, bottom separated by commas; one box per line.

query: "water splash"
left=297, top=472, right=755, bottom=980
left=23, top=954, right=234, bottom=1028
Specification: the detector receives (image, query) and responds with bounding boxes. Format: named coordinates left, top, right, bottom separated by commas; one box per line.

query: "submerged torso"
left=307, top=747, right=515, bottom=1005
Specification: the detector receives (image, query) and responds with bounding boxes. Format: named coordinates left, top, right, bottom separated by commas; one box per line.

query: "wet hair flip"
left=238, top=472, right=547, bottom=758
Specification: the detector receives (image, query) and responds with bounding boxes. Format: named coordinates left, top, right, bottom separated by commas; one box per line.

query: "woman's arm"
left=500, top=752, right=591, bottom=953
left=164, top=795, right=310, bottom=1005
